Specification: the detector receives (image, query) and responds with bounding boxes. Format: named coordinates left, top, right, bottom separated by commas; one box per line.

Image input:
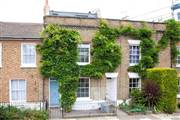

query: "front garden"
left=0, top=105, right=48, bottom=120
left=119, top=68, right=179, bottom=114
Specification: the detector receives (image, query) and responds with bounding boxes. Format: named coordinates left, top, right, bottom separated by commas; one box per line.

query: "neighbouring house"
left=0, top=3, right=180, bottom=111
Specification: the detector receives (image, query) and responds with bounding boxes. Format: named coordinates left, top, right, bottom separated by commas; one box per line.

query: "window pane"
left=77, top=78, right=89, bottom=97
left=11, top=80, right=26, bottom=101
left=129, top=78, right=140, bottom=93
left=12, top=91, right=18, bottom=100
left=11, top=80, right=18, bottom=90
left=78, top=46, right=89, bottom=63
left=178, top=12, right=180, bottom=20
left=129, top=45, right=140, bottom=64
left=22, top=44, right=35, bottom=65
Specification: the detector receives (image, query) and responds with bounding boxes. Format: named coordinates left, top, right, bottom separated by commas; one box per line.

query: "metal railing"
left=0, top=100, right=48, bottom=111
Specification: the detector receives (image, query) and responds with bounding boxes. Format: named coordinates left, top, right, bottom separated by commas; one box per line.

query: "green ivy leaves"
left=37, top=19, right=179, bottom=112
left=80, top=21, right=122, bottom=78
left=37, top=24, right=80, bottom=112
left=158, top=19, right=180, bottom=65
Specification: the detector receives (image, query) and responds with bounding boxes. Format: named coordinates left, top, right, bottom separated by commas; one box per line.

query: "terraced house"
left=0, top=4, right=180, bottom=111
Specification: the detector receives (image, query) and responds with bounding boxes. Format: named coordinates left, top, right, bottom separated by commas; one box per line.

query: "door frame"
left=105, top=73, right=118, bottom=103
left=49, top=78, right=60, bottom=107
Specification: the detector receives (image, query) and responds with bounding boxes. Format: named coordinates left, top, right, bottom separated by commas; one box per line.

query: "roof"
left=0, top=22, right=43, bottom=39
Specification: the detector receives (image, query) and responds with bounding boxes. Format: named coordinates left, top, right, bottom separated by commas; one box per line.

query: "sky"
left=0, top=0, right=173, bottom=23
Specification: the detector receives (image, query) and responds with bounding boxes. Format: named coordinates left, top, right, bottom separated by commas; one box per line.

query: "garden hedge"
left=146, top=68, right=178, bottom=113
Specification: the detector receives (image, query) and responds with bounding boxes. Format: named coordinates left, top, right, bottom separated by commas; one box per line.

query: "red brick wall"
left=0, top=40, right=43, bottom=102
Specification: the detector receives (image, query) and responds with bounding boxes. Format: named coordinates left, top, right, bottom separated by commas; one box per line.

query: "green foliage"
left=80, top=21, right=122, bottom=78
left=129, top=89, right=147, bottom=113
left=82, top=20, right=158, bottom=78
left=142, top=80, right=161, bottom=110
left=119, top=102, right=130, bottom=112
left=129, top=104, right=146, bottom=113
left=146, top=68, right=178, bottom=113
left=121, top=25, right=159, bottom=77
left=0, top=106, right=48, bottom=120
left=119, top=99, right=146, bottom=113
left=37, top=24, right=80, bottom=112
left=130, top=89, right=145, bottom=106
left=140, top=38, right=159, bottom=68
left=158, top=19, right=180, bottom=64
left=38, top=20, right=170, bottom=111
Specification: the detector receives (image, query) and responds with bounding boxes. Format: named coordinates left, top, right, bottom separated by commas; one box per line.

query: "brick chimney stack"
left=44, top=0, right=50, bottom=16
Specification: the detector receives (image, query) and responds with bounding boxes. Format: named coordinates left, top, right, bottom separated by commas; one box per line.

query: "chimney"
left=44, top=0, right=50, bottom=16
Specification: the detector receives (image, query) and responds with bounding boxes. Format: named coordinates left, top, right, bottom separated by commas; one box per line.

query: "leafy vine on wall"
left=37, top=24, right=81, bottom=112
left=81, top=20, right=159, bottom=78
left=158, top=19, right=180, bottom=66
left=37, top=19, right=179, bottom=112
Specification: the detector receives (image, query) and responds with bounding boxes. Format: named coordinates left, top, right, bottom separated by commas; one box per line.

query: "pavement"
left=50, top=110, right=180, bottom=120
left=50, top=114, right=180, bottom=120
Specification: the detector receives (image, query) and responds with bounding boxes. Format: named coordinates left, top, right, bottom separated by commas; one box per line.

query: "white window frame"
left=177, top=78, right=180, bottom=98
left=0, top=43, right=2, bottom=67
left=9, top=79, right=27, bottom=103
left=21, top=43, right=36, bottom=68
left=76, top=77, right=90, bottom=101
left=128, top=40, right=141, bottom=66
left=77, top=44, right=90, bottom=66
left=128, top=73, right=141, bottom=95
left=176, top=46, right=180, bottom=67
left=178, top=12, right=180, bottom=20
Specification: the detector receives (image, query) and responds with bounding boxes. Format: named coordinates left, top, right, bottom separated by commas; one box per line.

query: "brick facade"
left=44, top=16, right=171, bottom=101
left=0, top=17, right=178, bottom=109
left=0, top=40, right=43, bottom=103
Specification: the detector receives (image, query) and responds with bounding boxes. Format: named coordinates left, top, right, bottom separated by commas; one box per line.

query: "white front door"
left=106, top=77, right=117, bottom=102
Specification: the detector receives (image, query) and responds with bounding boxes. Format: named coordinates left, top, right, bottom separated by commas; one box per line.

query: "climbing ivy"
left=81, top=20, right=159, bottom=78
left=80, top=21, right=122, bottom=78
left=158, top=19, right=180, bottom=65
left=37, top=19, right=175, bottom=111
left=37, top=24, right=81, bottom=112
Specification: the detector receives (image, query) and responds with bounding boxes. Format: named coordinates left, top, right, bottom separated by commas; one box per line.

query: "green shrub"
left=0, top=106, right=48, bottom=120
left=130, top=89, right=145, bottom=106
left=119, top=102, right=130, bottom=112
left=38, top=24, right=80, bottom=112
left=142, top=80, right=161, bottom=110
left=0, top=106, right=24, bottom=120
left=146, top=68, right=178, bottom=113
left=130, top=104, right=146, bottom=113
left=119, top=101, right=146, bottom=113
left=23, top=109, right=48, bottom=120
